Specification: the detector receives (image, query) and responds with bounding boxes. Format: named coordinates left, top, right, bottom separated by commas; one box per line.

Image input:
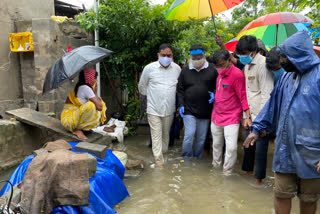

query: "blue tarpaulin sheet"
left=0, top=142, right=129, bottom=214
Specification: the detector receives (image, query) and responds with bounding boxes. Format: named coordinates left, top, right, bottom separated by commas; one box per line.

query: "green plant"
left=125, top=96, right=140, bottom=136
left=75, top=0, right=200, bottom=135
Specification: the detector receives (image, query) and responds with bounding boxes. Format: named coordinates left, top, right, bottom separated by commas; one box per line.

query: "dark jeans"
left=242, top=130, right=269, bottom=180
left=169, top=116, right=182, bottom=147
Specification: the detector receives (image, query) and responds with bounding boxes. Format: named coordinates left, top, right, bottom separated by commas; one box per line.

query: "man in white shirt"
left=138, top=44, right=181, bottom=168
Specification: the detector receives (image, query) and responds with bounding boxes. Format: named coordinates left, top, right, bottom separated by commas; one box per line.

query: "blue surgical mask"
left=238, top=54, right=253, bottom=65
left=159, top=57, right=172, bottom=67
left=272, top=67, right=285, bottom=85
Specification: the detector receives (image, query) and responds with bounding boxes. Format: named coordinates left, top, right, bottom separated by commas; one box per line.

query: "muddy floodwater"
left=0, top=134, right=319, bottom=213
left=116, top=135, right=320, bottom=214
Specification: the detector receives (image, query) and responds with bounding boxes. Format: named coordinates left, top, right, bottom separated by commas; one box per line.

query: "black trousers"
left=242, top=130, right=269, bottom=180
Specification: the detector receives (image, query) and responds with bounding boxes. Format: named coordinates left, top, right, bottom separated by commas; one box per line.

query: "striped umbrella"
left=236, top=12, right=316, bottom=47
left=165, top=0, right=245, bottom=33
left=225, top=37, right=272, bottom=52
left=225, top=37, right=238, bottom=52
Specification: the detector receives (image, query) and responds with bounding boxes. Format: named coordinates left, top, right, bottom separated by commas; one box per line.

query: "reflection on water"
left=117, top=135, right=319, bottom=214
left=0, top=135, right=318, bottom=213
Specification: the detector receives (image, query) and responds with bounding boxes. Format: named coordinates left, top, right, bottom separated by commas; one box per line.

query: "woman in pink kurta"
left=210, top=50, right=251, bottom=175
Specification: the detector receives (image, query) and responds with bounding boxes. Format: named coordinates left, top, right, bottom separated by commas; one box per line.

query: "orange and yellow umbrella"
left=165, top=0, right=245, bottom=21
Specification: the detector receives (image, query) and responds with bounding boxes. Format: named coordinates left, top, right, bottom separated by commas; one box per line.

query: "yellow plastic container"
left=9, top=32, right=34, bottom=52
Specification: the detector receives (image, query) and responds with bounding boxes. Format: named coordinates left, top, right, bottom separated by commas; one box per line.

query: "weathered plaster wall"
left=0, top=1, right=23, bottom=117
left=30, top=18, right=93, bottom=117
left=0, top=0, right=54, bottom=117
left=0, top=120, right=58, bottom=171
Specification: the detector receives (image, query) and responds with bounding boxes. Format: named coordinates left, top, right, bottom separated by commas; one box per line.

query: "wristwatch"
left=243, top=116, right=252, bottom=120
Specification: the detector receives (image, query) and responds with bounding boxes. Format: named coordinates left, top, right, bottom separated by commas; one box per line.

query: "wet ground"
left=0, top=133, right=319, bottom=213
left=116, top=134, right=320, bottom=214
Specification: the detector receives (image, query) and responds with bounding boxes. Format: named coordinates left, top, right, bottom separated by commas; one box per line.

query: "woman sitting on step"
left=61, top=68, right=106, bottom=140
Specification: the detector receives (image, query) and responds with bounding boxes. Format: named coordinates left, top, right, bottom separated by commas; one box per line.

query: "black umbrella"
left=42, top=45, right=112, bottom=94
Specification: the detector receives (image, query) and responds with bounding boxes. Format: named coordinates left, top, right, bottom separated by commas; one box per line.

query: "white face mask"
left=190, top=58, right=205, bottom=69
left=159, top=57, right=172, bottom=67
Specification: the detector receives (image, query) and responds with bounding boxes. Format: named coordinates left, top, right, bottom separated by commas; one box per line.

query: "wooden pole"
left=102, top=62, right=127, bottom=115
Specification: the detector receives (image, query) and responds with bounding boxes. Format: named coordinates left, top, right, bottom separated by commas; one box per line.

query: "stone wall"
left=16, top=19, right=93, bottom=117
left=21, top=18, right=123, bottom=119
left=0, top=120, right=58, bottom=172
left=0, top=0, right=54, bottom=117
left=0, top=0, right=123, bottom=119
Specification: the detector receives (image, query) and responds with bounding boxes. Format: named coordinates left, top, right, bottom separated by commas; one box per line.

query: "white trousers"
left=211, top=122, right=240, bottom=173
left=148, top=114, right=174, bottom=163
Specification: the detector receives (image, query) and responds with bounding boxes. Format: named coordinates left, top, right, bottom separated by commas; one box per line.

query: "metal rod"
left=276, top=24, right=278, bottom=46
left=208, top=0, right=217, bottom=36
left=94, top=0, right=101, bottom=97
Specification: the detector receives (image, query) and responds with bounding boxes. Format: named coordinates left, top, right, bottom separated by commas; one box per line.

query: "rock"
left=125, top=160, right=144, bottom=170
left=74, top=142, right=107, bottom=159
left=32, top=148, right=49, bottom=156
left=32, top=149, right=96, bottom=177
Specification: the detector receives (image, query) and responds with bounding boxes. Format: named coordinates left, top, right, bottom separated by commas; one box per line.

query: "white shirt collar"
left=188, top=60, right=209, bottom=72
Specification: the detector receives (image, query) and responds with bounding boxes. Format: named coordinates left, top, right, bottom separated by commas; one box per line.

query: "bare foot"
left=255, top=179, right=262, bottom=185
left=103, top=126, right=115, bottom=133
left=155, top=160, right=164, bottom=168
left=250, top=179, right=264, bottom=189
left=73, top=129, right=88, bottom=140
left=246, top=171, right=254, bottom=176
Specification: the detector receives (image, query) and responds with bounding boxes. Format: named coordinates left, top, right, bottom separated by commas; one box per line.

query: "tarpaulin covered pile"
left=0, top=142, right=129, bottom=214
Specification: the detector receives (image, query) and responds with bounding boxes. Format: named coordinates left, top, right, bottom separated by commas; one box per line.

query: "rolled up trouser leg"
left=223, top=124, right=240, bottom=173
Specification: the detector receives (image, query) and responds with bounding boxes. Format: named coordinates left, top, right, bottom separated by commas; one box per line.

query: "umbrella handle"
left=211, top=15, right=217, bottom=36
left=208, top=0, right=217, bottom=36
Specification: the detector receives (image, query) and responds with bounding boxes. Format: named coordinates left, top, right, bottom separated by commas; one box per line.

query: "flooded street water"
left=0, top=134, right=319, bottom=213
left=117, top=134, right=320, bottom=214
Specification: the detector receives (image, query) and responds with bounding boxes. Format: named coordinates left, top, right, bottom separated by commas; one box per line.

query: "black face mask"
left=280, top=61, right=298, bottom=73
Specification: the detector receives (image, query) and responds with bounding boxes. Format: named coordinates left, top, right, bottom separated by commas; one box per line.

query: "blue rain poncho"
left=251, top=31, right=320, bottom=179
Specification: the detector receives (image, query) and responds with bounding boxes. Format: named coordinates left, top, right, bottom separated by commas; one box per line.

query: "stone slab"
left=74, top=142, right=107, bottom=159
left=87, top=154, right=97, bottom=178
left=125, top=160, right=144, bottom=170
left=92, top=135, right=113, bottom=146
left=6, top=108, right=103, bottom=143
left=33, top=148, right=49, bottom=156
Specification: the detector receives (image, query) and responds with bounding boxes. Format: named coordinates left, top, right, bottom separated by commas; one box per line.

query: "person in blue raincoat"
left=244, top=31, right=320, bottom=214
left=266, top=47, right=285, bottom=86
